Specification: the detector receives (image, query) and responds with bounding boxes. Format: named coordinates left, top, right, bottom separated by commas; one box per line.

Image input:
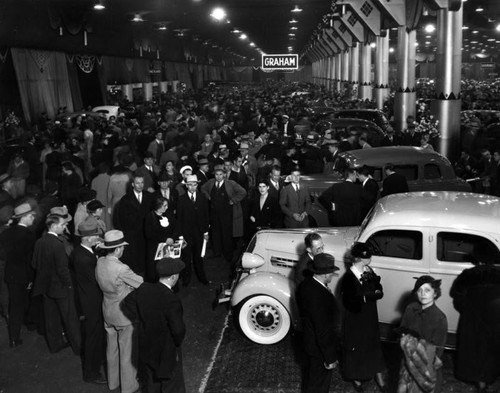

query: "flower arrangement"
left=4, top=111, right=20, bottom=127
left=415, top=115, right=440, bottom=139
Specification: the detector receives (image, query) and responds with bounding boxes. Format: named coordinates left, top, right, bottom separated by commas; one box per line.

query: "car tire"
left=237, top=295, right=291, bottom=345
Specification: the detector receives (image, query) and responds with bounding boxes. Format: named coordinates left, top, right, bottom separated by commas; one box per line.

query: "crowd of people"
left=0, top=80, right=499, bottom=392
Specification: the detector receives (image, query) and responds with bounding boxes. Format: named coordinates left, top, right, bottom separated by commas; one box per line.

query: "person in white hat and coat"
left=95, top=230, right=143, bottom=393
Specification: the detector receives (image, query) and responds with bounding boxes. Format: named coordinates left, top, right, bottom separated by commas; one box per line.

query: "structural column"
left=122, top=84, right=133, bottom=102
left=359, top=43, right=372, bottom=100
left=143, top=82, right=153, bottom=101
left=394, top=27, right=416, bottom=132
left=349, top=44, right=360, bottom=100
left=431, top=7, right=463, bottom=160
left=334, top=55, right=342, bottom=92
left=374, top=33, right=390, bottom=110
left=342, top=49, right=350, bottom=95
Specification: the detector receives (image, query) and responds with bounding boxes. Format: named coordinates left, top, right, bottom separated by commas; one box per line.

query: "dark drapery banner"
left=0, top=49, right=23, bottom=123
left=406, top=0, right=424, bottom=31
left=102, top=56, right=151, bottom=84
left=65, top=55, right=83, bottom=112
left=11, top=48, right=74, bottom=124
left=76, top=63, right=103, bottom=108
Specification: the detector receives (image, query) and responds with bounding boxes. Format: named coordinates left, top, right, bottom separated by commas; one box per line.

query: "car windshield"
left=354, top=206, right=376, bottom=242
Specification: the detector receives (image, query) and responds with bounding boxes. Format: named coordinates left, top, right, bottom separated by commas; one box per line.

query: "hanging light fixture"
left=93, top=0, right=105, bottom=10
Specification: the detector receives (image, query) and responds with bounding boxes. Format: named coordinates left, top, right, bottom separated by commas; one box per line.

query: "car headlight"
left=241, top=252, right=265, bottom=269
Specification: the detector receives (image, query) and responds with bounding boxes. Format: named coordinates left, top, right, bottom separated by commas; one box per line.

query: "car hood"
left=253, top=227, right=360, bottom=264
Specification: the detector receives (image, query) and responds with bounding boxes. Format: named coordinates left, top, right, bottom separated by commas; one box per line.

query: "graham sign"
left=262, top=54, right=299, bottom=71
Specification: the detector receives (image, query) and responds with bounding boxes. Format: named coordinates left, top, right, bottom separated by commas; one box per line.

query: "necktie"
left=295, top=185, right=300, bottom=193
left=190, top=193, right=195, bottom=202
left=216, top=181, right=221, bottom=189
left=137, top=193, right=142, bottom=203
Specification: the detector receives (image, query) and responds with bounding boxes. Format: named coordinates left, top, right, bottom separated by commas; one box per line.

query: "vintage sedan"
left=220, top=192, right=500, bottom=345
left=303, top=146, right=471, bottom=227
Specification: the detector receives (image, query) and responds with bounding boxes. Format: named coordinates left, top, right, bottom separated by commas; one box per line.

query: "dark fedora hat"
left=156, top=257, right=186, bottom=277
left=309, top=253, right=339, bottom=274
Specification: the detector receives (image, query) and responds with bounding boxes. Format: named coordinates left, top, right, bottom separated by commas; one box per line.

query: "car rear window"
left=393, top=165, right=418, bottom=181
left=436, top=232, right=500, bottom=264
left=424, top=164, right=442, bottom=180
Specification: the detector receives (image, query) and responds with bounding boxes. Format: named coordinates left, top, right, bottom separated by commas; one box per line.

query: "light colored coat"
left=95, top=255, right=143, bottom=327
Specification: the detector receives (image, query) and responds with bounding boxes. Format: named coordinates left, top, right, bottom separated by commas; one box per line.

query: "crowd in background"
left=0, top=80, right=499, bottom=392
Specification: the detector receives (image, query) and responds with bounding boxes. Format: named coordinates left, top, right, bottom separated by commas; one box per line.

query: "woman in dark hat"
left=341, top=242, right=387, bottom=392
left=398, top=275, right=447, bottom=393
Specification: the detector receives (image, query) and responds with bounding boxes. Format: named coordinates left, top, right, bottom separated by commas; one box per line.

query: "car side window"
left=366, top=230, right=423, bottom=260
left=424, top=163, right=442, bottom=180
left=436, top=232, right=500, bottom=264
left=393, top=165, right=418, bottom=181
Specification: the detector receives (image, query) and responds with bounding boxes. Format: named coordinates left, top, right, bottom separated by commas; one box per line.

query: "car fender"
left=231, top=272, right=300, bottom=328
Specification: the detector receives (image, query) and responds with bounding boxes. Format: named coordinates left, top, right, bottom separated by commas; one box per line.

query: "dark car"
left=301, top=146, right=472, bottom=226
left=334, top=109, right=391, bottom=133
left=315, top=118, right=386, bottom=148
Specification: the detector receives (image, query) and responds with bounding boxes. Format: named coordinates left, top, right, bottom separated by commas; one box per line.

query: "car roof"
left=341, top=146, right=450, bottom=167
left=328, top=118, right=381, bottom=127
left=366, top=191, right=500, bottom=234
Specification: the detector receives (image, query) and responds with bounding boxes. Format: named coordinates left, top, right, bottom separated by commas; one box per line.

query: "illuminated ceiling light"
left=291, top=5, right=303, bottom=13
left=158, top=24, right=168, bottom=31
left=425, top=41, right=431, bottom=45
left=132, top=14, right=144, bottom=22
left=472, top=30, right=479, bottom=34
left=370, top=42, right=376, bottom=48
left=289, top=19, right=298, bottom=24
left=288, top=46, right=293, bottom=50
left=475, top=6, right=484, bottom=12
left=250, top=42, right=256, bottom=47
left=488, top=38, right=495, bottom=41
left=415, top=42, right=419, bottom=47
left=210, top=7, right=227, bottom=21
left=462, top=26, right=469, bottom=30
left=239, top=33, right=247, bottom=40
left=93, top=1, right=105, bottom=10
left=231, top=28, right=241, bottom=34
left=424, top=24, right=436, bottom=33
left=496, top=24, right=500, bottom=32
left=291, top=26, right=298, bottom=30
left=389, top=47, right=394, bottom=53
left=288, top=33, right=296, bottom=37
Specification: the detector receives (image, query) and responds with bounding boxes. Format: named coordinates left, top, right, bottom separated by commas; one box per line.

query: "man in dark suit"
left=267, top=165, right=285, bottom=202
left=133, top=258, right=187, bottom=393
left=201, top=166, right=247, bottom=264
left=195, top=157, right=211, bottom=186
left=279, top=114, right=295, bottom=137
left=32, top=211, right=81, bottom=354
left=176, top=175, right=210, bottom=285
left=0, top=202, right=36, bottom=347
left=114, top=174, right=154, bottom=274
left=357, top=165, right=380, bottom=219
left=135, top=152, right=160, bottom=194
left=318, top=168, right=362, bottom=226
left=381, top=163, right=409, bottom=197
left=70, top=216, right=106, bottom=384
left=297, top=253, right=341, bottom=393
left=279, top=168, right=311, bottom=228
left=294, top=232, right=324, bottom=287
